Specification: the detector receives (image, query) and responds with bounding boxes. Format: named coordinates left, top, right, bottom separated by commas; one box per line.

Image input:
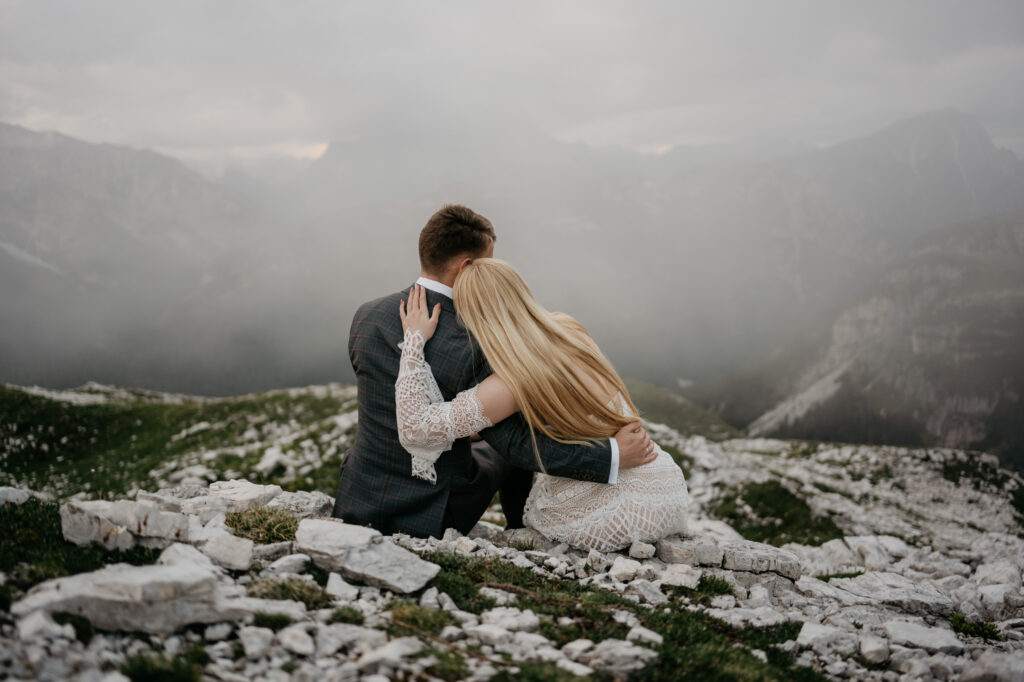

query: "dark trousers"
left=442, top=440, right=534, bottom=535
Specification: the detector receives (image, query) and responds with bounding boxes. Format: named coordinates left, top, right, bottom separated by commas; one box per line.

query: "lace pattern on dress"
left=521, top=392, right=690, bottom=552
left=395, top=328, right=493, bottom=483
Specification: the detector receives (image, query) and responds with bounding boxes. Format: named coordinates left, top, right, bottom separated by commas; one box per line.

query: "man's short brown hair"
left=419, top=204, right=496, bottom=273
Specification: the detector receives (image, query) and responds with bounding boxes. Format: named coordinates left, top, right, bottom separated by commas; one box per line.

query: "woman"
left=395, top=259, right=689, bottom=553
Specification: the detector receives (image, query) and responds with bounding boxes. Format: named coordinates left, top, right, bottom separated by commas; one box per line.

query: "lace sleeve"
left=396, top=328, right=494, bottom=483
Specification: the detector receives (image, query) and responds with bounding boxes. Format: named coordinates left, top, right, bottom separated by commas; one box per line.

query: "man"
left=332, top=204, right=655, bottom=538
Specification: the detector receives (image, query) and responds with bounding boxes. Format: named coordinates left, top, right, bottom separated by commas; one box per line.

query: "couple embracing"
left=332, top=204, right=689, bottom=552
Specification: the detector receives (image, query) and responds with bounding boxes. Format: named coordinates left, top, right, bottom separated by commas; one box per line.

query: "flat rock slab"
left=295, top=518, right=439, bottom=593
left=577, top=638, right=658, bottom=675
left=1, top=487, right=48, bottom=505
left=207, top=480, right=283, bottom=512
left=719, top=540, right=803, bottom=580
left=830, top=572, right=953, bottom=617
left=657, top=536, right=724, bottom=567
left=61, top=499, right=189, bottom=550
left=266, top=490, right=334, bottom=518
left=11, top=562, right=245, bottom=634
left=959, top=650, right=1024, bottom=682
left=883, top=620, right=964, bottom=655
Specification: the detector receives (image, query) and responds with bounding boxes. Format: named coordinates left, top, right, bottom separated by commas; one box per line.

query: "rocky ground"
left=1, top=462, right=1023, bottom=681
left=2, top=381, right=1024, bottom=680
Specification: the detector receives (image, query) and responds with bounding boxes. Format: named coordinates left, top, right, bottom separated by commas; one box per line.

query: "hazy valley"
left=2, top=108, right=1023, bottom=469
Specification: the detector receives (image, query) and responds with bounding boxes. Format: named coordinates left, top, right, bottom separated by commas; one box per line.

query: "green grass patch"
left=665, top=574, right=735, bottom=606
left=329, top=606, right=364, bottom=625
left=0, top=383, right=356, bottom=498
left=942, top=457, right=1010, bottom=490
left=420, top=550, right=824, bottom=681
left=121, top=644, right=209, bottom=682
left=252, top=612, right=292, bottom=631
left=1010, top=484, right=1024, bottom=521
left=424, top=647, right=471, bottom=681
left=225, top=508, right=298, bottom=544
left=711, top=480, right=844, bottom=547
left=388, top=602, right=456, bottom=636
left=247, top=576, right=332, bottom=611
left=53, top=612, right=96, bottom=644
left=0, top=498, right=160, bottom=599
left=951, top=612, right=1002, bottom=641
left=492, top=661, right=592, bottom=681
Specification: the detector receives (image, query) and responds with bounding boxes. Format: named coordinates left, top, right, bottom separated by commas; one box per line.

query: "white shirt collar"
left=415, top=276, right=453, bottom=299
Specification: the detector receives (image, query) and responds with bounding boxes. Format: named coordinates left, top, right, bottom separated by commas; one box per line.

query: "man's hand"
left=615, top=419, right=657, bottom=469
left=400, top=283, right=441, bottom=341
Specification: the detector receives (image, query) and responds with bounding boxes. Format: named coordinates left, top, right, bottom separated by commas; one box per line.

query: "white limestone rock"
left=883, top=620, right=964, bottom=655
left=252, top=541, right=294, bottom=563
left=830, top=571, right=954, bottom=616
left=326, top=572, right=360, bottom=601
left=297, top=518, right=439, bottom=592
left=315, top=622, right=388, bottom=657
left=294, top=518, right=378, bottom=560
left=627, top=625, right=664, bottom=645
left=238, top=626, right=275, bottom=659
left=207, top=480, right=283, bottom=511
left=796, top=622, right=859, bottom=657
left=16, top=610, right=76, bottom=641
left=844, top=536, right=894, bottom=570
left=625, top=579, right=669, bottom=606
left=157, top=542, right=221, bottom=573
left=479, top=586, right=517, bottom=605
left=707, top=606, right=789, bottom=629
left=577, top=638, right=659, bottom=675
left=466, top=623, right=513, bottom=645
left=0, top=487, right=47, bottom=506
left=357, top=636, right=423, bottom=670
left=859, top=633, right=890, bottom=664
left=586, top=549, right=611, bottom=573
left=338, top=538, right=440, bottom=593
left=264, top=553, right=311, bottom=576
left=201, top=530, right=254, bottom=571
left=657, top=536, right=724, bottom=567
left=660, top=563, right=702, bottom=589
left=11, top=562, right=242, bottom=634
left=557, top=659, right=596, bottom=677
left=629, top=541, right=656, bottom=559
left=562, top=638, right=595, bottom=660
left=266, top=490, right=334, bottom=518
left=234, top=596, right=308, bottom=622
left=60, top=499, right=189, bottom=550
left=959, top=650, right=1024, bottom=682
left=203, top=622, right=233, bottom=641
left=609, top=556, right=642, bottom=582
left=481, top=607, right=540, bottom=632
left=975, top=561, right=1023, bottom=589
left=278, top=623, right=316, bottom=656
left=719, top=539, right=802, bottom=579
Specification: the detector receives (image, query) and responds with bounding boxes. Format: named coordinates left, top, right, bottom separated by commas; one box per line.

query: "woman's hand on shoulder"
left=400, top=284, right=441, bottom=342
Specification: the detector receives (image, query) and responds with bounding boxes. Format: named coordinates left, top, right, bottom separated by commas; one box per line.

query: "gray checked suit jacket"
left=331, top=284, right=613, bottom=538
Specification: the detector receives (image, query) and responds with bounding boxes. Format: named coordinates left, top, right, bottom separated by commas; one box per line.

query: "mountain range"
left=2, top=109, right=1022, bottom=468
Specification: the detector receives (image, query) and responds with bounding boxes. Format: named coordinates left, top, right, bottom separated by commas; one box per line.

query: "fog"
left=2, top=2, right=1024, bottom=460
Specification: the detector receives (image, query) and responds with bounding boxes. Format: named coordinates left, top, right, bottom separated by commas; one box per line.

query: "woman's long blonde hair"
left=453, top=258, right=639, bottom=469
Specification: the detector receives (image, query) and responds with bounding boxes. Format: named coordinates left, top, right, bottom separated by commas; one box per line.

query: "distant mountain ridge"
left=709, top=209, right=1024, bottom=470
left=1, top=110, right=1023, bottom=464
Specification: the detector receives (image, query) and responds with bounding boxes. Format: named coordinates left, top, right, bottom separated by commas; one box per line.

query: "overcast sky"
left=2, top=0, right=1023, bottom=170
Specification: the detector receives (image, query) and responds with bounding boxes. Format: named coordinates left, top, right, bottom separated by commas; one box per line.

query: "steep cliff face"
left=745, top=211, right=1024, bottom=469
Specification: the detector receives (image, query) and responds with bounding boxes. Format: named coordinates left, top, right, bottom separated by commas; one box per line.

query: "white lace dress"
left=395, top=329, right=690, bottom=552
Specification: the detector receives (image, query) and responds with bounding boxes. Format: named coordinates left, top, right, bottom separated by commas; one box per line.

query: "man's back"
left=333, top=286, right=479, bottom=537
